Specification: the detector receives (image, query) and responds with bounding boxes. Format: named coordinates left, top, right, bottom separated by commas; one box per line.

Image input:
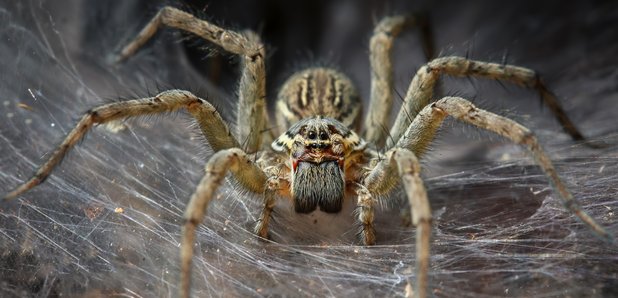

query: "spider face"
left=272, top=116, right=365, bottom=213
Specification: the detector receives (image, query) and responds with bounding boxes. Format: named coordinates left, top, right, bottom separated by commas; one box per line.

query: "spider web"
left=1, top=1, right=617, bottom=297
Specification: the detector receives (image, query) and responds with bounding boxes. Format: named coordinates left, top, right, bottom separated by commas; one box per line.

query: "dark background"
left=0, top=0, right=617, bottom=297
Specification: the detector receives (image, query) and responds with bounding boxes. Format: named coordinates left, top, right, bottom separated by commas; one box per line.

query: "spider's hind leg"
left=364, top=14, right=434, bottom=147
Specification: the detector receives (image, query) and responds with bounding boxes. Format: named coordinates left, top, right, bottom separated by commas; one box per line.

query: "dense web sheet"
left=1, top=1, right=617, bottom=297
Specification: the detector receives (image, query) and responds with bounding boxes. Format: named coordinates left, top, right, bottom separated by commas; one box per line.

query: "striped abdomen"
left=276, top=68, right=362, bottom=131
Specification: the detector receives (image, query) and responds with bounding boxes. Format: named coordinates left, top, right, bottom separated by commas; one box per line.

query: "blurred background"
left=0, top=0, right=617, bottom=297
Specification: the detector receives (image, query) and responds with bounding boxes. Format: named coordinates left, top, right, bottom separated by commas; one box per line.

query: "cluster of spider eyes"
left=307, top=131, right=329, bottom=140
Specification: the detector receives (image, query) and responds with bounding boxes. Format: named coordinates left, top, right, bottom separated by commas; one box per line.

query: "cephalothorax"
left=3, top=6, right=611, bottom=298
left=273, top=68, right=366, bottom=213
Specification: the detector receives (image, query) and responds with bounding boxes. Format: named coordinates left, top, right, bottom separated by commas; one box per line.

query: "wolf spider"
left=3, top=6, right=612, bottom=298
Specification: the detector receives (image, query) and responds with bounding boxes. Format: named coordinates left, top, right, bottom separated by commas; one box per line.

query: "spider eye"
left=319, top=131, right=328, bottom=140
left=308, top=131, right=317, bottom=140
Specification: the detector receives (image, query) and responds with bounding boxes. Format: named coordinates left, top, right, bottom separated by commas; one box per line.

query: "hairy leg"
left=181, top=148, right=267, bottom=298
left=117, top=6, right=268, bottom=152
left=363, top=149, right=431, bottom=298
left=356, top=187, right=376, bottom=245
left=253, top=178, right=279, bottom=238
left=365, top=14, right=433, bottom=147
left=3, top=89, right=239, bottom=200
left=388, top=56, right=586, bottom=149
left=398, top=96, right=611, bottom=241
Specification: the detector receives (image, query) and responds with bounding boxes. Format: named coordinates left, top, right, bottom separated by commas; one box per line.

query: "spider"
left=3, top=6, right=612, bottom=298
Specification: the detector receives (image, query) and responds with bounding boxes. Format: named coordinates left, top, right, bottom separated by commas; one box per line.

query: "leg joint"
left=520, top=131, right=537, bottom=146
left=183, top=217, right=201, bottom=227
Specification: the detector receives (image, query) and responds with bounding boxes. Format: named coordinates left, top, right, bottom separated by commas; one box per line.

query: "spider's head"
left=272, top=116, right=365, bottom=214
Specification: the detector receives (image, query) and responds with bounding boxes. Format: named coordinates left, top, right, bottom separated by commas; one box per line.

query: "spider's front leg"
left=360, top=149, right=431, bottom=298
left=3, top=90, right=238, bottom=200
left=181, top=148, right=267, bottom=298
left=116, top=6, right=268, bottom=152
left=388, top=56, right=589, bottom=149
left=398, top=96, right=612, bottom=241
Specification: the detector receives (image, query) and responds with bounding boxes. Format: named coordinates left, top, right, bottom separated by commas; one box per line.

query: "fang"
left=292, top=161, right=345, bottom=213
